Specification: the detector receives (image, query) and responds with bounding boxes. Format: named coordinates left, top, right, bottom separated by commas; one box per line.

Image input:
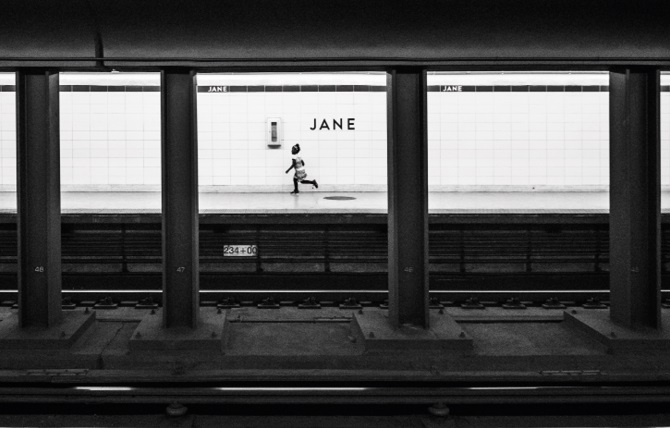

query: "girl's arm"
left=285, top=159, right=296, bottom=174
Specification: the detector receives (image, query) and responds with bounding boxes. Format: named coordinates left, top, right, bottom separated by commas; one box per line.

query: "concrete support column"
left=609, top=68, right=661, bottom=330
left=161, top=70, right=199, bottom=329
left=387, top=69, right=429, bottom=329
left=16, top=70, right=62, bottom=328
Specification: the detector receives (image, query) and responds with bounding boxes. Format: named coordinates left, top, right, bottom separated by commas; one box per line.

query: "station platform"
left=0, top=191, right=633, bottom=214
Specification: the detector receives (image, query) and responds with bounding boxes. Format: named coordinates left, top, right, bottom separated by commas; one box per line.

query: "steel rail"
left=0, top=288, right=630, bottom=303
left=0, top=288, right=664, bottom=305
left=0, top=384, right=669, bottom=405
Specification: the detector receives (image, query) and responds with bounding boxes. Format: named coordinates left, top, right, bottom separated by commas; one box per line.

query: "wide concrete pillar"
left=609, top=68, right=661, bottom=330
left=161, top=69, right=199, bottom=329
left=16, top=71, right=62, bottom=328
left=387, top=69, right=429, bottom=329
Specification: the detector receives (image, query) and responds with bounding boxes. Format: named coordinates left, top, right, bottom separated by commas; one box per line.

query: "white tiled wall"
left=59, top=73, right=161, bottom=190
left=197, top=73, right=387, bottom=191
left=0, top=73, right=16, bottom=192
left=1, top=72, right=669, bottom=194
left=427, top=72, right=610, bottom=190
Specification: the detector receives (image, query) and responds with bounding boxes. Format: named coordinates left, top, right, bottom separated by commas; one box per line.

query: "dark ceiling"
left=0, top=0, right=668, bottom=66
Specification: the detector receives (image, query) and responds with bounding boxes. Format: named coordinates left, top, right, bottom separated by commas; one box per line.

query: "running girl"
left=285, top=144, right=318, bottom=195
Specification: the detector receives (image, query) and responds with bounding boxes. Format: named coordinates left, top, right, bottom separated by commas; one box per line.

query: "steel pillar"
left=161, top=70, right=199, bottom=329
left=387, top=69, right=429, bottom=329
left=609, top=68, right=661, bottom=330
left=16, top=71, right=62, bottom=328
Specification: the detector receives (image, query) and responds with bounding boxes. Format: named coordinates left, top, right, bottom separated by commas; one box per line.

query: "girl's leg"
left=291, top=178, right=299, bottom=194
left=300, top=179, right=318, bottom=189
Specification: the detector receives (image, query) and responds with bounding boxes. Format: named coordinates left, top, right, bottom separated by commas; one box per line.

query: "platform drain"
left=324, top=196, right=357, bottom=201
